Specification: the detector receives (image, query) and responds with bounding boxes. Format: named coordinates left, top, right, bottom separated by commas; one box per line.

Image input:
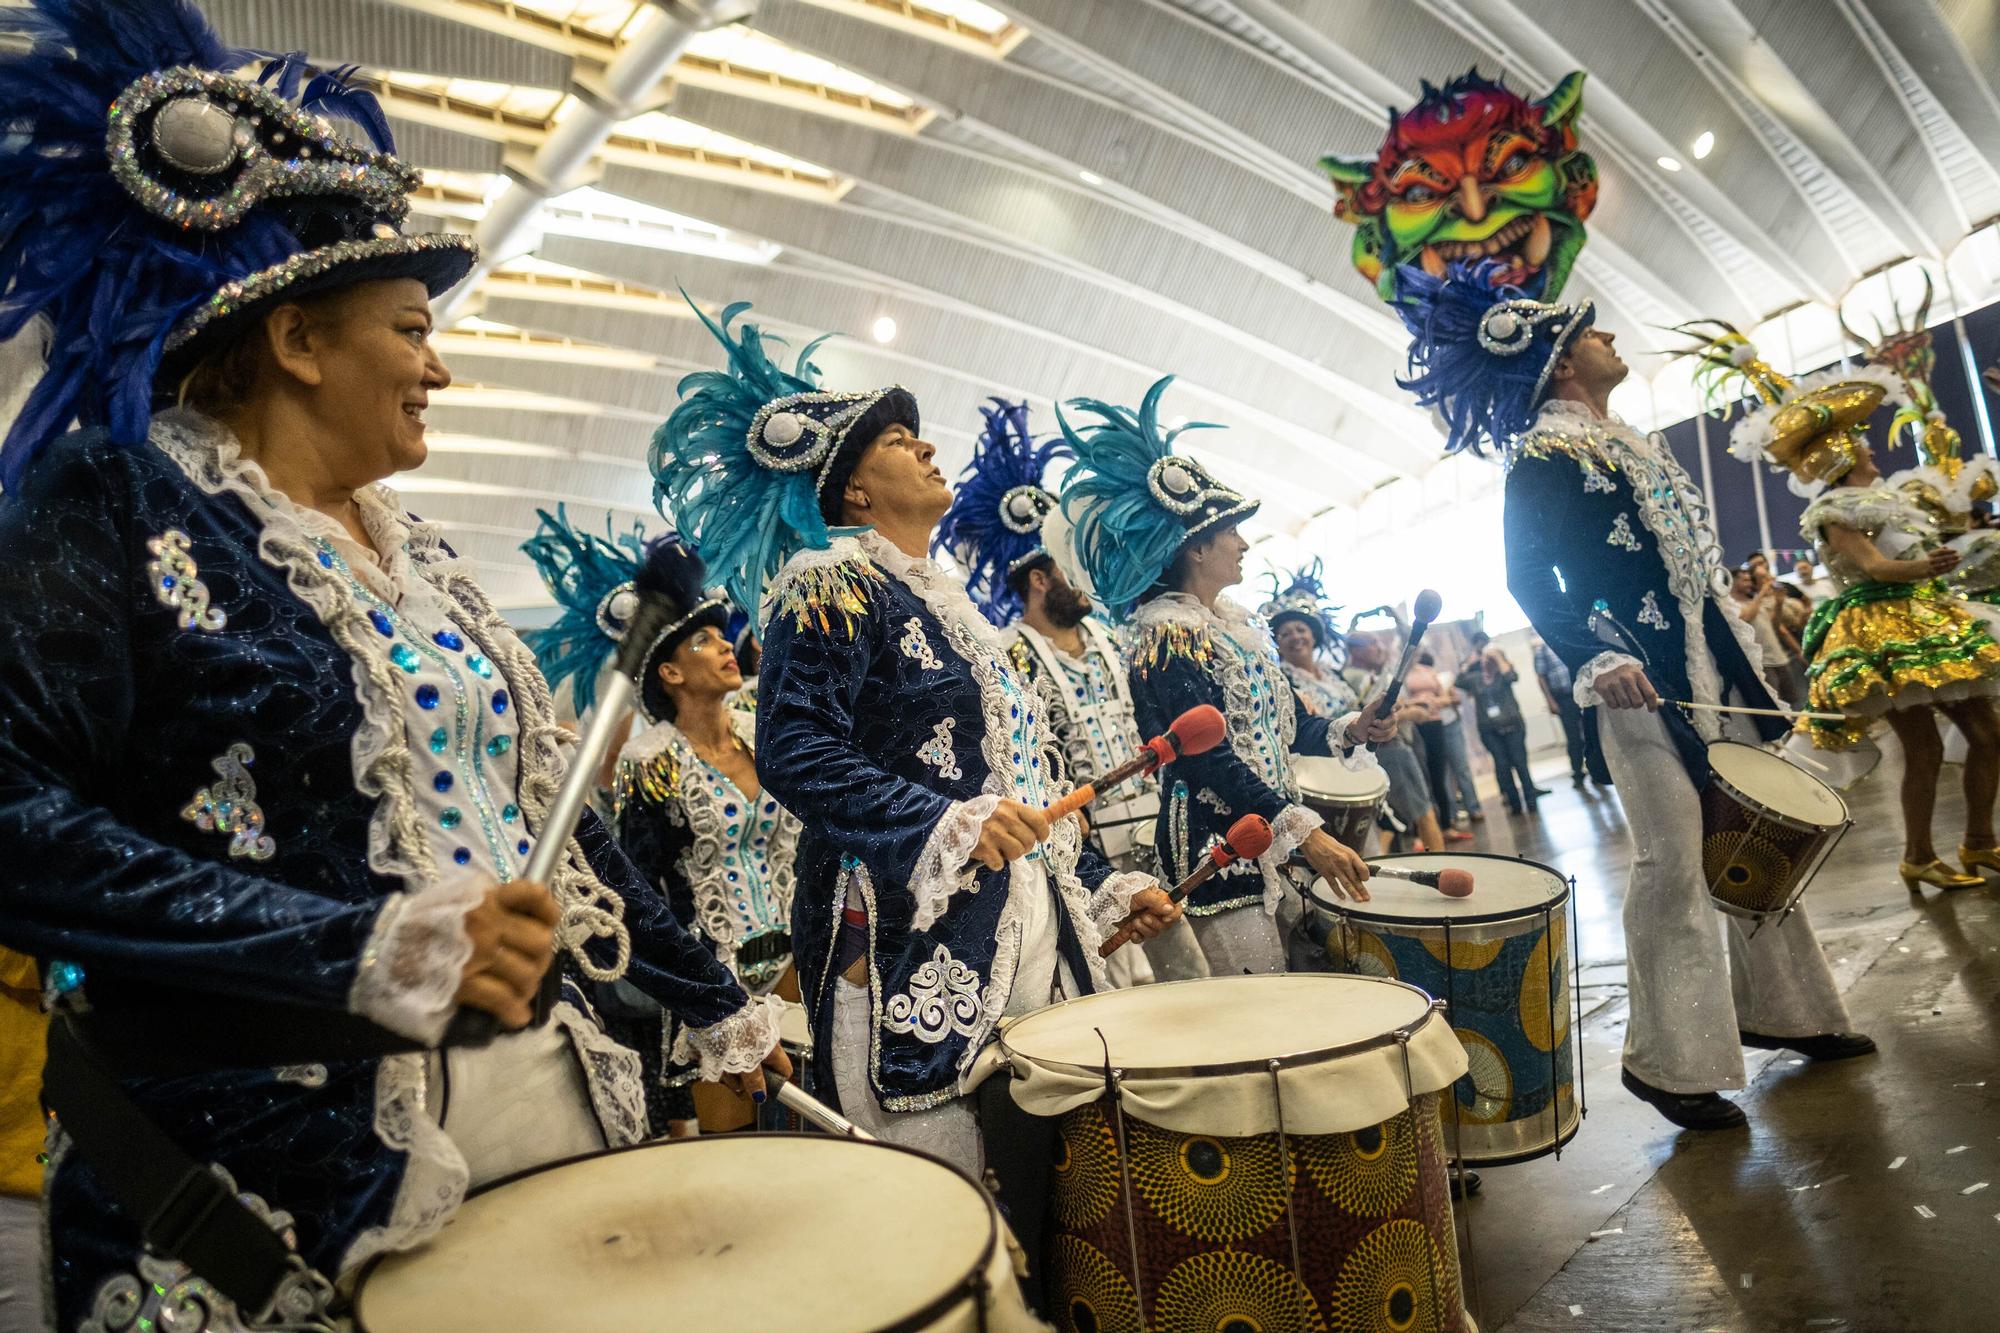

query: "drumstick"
left=1370, top=588, right=1443, bottom=719
left=761, top=1069, right=875, bottom=1141
left=1042, top=704, right=1225, bottom=824
left=1099, top=814, right=1272, bottom=957
left=1671, top=699, right=1846, bottom=724
left=1367, top=862, right=1475, bottom=897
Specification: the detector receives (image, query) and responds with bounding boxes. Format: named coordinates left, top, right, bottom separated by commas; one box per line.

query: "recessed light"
left=870, top=314, right=897, bottom=344
left=1078, top=170, right=1103, bottom=186
left=1691, top=131, right=1715, bottom=160
left=1656, top=155, right=1683, bottom=172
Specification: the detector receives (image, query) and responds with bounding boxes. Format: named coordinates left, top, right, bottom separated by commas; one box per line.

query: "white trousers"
left=1187, top=902, right=1290, bottom=976
left=831, top=978, right=984, bottom=1175
left=1598, top=706, right=1852, bottom=1093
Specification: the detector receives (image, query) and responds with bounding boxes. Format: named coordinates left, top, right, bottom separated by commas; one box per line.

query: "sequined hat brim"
left=813, top=385, right=922, bottom=522
left=1181, top=494, right=1260, bottom=547
left=159, top=233, right=478, bottom=382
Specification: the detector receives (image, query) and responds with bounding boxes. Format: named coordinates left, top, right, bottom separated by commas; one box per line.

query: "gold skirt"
left=1803, top=590, right=2000, bottom=749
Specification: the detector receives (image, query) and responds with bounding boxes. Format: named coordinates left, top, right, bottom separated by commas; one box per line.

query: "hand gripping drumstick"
left=1042, top=704, right=1226, bottom=824
left=1367, top=862, right=1475, bottom=898
left=1099, top=813, right=1273, bottom=957
left=760, top=1069, right=875, bottom=1141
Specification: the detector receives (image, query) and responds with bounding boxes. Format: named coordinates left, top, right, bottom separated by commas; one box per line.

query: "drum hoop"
left=1705, top=742, right=1851, bottom=833
left=997, top=975, right=1448, bottom=1081
left=1305, top=851, right=1573, bottom=927
left=348, top=1133, right=997, bottom=1333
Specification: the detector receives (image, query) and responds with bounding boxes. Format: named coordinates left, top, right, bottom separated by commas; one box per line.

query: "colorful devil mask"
left=1321, top=70, right=1597, bottom=303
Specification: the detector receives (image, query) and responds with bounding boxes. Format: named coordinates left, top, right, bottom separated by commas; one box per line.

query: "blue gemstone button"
left=390, top=643, right=420, bottom=673
left=517, top=840, right=530, bottom=856
left=434, top=771, right=454, bottom=794
left=428, top=727, right=448, bottom=754
left=369, top=610, right=393, bottom=637
left=466, top=654, right=492, bottom=679
left=501, top=803, right=519, bottom=824
left=434, top=629, right=464, bottom=651
left=453, top=848, right=472, bottom=866
left=415, top=684, right=440, bottom=710
left=439, top=807, right=462, bottom=831
left=317, top=549, right=334, bottom=568
left=491, top=690, right=509, bottom=715
left=486, top=736, right=511, bottom=758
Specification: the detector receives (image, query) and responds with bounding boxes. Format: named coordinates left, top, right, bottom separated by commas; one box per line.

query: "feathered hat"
left=1394, top=259, right=1596, bottom=456
left=1675, top=320, right=1898, bottom=499
left=0, top=0, right=476, bottom=487
left=1259, top=559, right=1341, bottom=651
left=520, top=507, right=728, bottom=724
left=650, top=297, right=917, bottom=623
left=1056, top=375, right=1258, bottom=622
left=932, top=398, right=1072, bottom=625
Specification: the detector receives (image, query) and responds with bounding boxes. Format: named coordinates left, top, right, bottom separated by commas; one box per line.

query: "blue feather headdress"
left=0, top=0, right=475, bottom=487
left=932, top=398, right=1072, bottom=625
left=1056, top=375, right=1259, bottom=622
left=1394, top=259, right=1595, bottom=457
left=1259, top=559, right=1341, bottom=650
left=650, top=296, right=917, bottom=624
left=520, top=507, right=727, bottom=722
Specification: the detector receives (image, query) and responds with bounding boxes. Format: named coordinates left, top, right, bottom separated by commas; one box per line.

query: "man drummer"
left=650, top=303, right=1181, bottom=1175
left=934, top=399, right=1174, bottom=985
left=1394, top=262, right=1872, bottom=1131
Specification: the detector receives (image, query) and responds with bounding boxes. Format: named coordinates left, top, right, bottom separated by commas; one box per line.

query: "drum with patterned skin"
left=352, top=1134, right=1039, bottom=1331
left=1700, top=741, right=1850, bottom=920
left=998, top=974, right=1476, bottom=1333
left=1309, top=854, right=1579, bottom=1167
left=1295, top=755, right=1391, bottom=856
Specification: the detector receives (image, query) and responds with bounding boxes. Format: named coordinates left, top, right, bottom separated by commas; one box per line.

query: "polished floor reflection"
left=1432, top=740, right=1997, bottom=1332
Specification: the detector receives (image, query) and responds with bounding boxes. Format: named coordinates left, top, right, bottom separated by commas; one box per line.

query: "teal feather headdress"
left=1055, top=375, right=1258, bottom=622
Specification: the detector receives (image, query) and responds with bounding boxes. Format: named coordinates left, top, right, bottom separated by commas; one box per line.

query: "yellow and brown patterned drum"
left=1309, top=854, right=1579, bottom=1166
left=999, top=975, right=1476, bottom=1333
left=1700, top=742, right=1851, bottom=919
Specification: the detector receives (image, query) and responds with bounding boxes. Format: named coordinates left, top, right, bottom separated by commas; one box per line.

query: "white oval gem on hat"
left=152, top=97, right=239, bottom=175
left=607, top=588, right=639, bottom=628
left=763, top=412, right=806, bottom=447
left=1158, top=462, right=1194, bottom=495
left=1486, top=310, right=1520, bottom=340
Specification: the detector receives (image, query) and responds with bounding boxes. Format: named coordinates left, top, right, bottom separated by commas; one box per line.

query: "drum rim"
left=997, top=973, right=1448, bottom=1080
left=349, top=1132, right=998, bottom=1333
left=1705, top=740, right=1851, bottom=833
left=1305, top=850, right=1573, bottom=927
left=1451, top=1101, right=1583, bottom=1168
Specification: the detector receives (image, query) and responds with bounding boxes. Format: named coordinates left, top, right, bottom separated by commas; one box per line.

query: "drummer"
left=934, top=398, right=1167, bottom=986
left=650, top=300, right=1181, bottom=1173
left=1391, top=263, right=1870, bottom=1131
left=521, top=512, right=803, bottom=1137
left=1058, top=378, right=1396, bottom=976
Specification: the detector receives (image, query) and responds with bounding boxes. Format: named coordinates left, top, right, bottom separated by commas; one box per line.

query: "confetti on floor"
left=1590, top=1182, right=1616, bottom=1195
left=1915, top=1204, right=1936, bottom=1219
left=1947, top=1145, right=1969, bottom=1155
left=1588, top=1227, right=1623, bottom=1238
left=1963, top=1182, right=1989, bottom=1196
left=1568, top=1306, right=1584, bottom=1318
left=1889, top=1156, right=1907, bottom=1170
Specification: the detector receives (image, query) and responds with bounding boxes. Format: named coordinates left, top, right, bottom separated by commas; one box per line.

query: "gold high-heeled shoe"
left=1900, top=859, right=1985, bottom=891
left=1957, top=845, right=2000, bottom=878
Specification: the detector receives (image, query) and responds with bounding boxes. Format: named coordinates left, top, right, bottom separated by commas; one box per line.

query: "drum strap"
left=42, top=1010, right=337, bottom=1325
left=974, top=1077, right=1059, bottom=1318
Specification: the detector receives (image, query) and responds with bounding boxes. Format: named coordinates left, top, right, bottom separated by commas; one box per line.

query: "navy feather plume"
left=932, top=397, right=1070, bottom=625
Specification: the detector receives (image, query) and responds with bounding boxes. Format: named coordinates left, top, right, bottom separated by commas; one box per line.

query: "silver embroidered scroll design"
left=882, top=944, right=983, bottom=1043
left=1581, top=466, right=1616, bottom=494
left=898, top=616, right=942, bottom=670
left=1605, top=512, right=1643, bottom=552
left=181, top=742, right=275, bottom=861
left=917, top=718, right=962, bottom=781
left=1637, top=590, right=1671, bottom=630
left=146, top=528, right=227, bottom=631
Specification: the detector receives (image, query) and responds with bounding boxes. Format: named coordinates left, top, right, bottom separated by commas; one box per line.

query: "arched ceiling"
left=192, top=0, right=2000, bottom=611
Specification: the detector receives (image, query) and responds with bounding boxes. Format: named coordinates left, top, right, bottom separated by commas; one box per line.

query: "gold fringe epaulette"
left=611, top=751, right=679, bottom=820
left=1132, top=617, right=1218, bottom=677
left=1006, top=637, right=1037, bottom=680
left=769, top=552, right=884, bottom=639
left=1511, top=425, right=1620, bottom=478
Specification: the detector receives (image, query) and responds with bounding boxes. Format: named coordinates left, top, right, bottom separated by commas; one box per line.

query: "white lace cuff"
left=1573, top=652, right=1643, bottom=709
left=1088, top=870, right=1157, bottom=936
left=1329, top=712, right=1382, bottom=770
left=675, top=993, right=787, bottom=1082
left=1267, top=803, right=1325, bottom=865
left=347, top=885, right=484, bottom=1046
left=910, top=794, right=1002, bottom=932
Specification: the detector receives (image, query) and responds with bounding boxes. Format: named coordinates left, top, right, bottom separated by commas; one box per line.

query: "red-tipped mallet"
left=1368, top=862, right=1476, bottom=898
left=1100, top=813, right=1272, bottom=957
left=1044, top=704, right=1225, bottom=825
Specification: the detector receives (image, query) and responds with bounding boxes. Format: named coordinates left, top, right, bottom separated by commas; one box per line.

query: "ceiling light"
left=1691, top=131, right=1715, bottom=160
left=1078, top=170, right=1103, bottom=186
left=871, top=315, right=898, bottom=344
left=1656, top=156, right=1683, bottom=172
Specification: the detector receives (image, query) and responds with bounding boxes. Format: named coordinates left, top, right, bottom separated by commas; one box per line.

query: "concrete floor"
left=1433, top=739, right=1998, bottom=1333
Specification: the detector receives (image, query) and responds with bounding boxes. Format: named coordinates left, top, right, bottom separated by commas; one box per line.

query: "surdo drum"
left=998, top=974, right=1477, bottom=1333
left=1699, top=742, right=1850, bottom=921
left=1310, top=854, right=1580, bottom=1166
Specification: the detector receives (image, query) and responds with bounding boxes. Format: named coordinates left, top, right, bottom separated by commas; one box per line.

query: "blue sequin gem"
left=434, top=629, right=464, bottom=651
left=491, top=690, right=509, bottom=715
left=466, top=654, right=493, bottom=679
left=317, top=549, right=334, bottom=568
left=369, top=610, right=393, bottom=637
left=428, top=727, right=448, bottom=754
left=486, top=736, right=512, bottom=758
left=439, top=808, right=462, bottom=830
left=453, top=848, right=472, bottom=866
left=517, top=840, right=530, bottom=855
left=415, top=684, right=440, bottom=710
left=434, top=771, right=454, bottom=794
left=160, top=575, right=176, bottom=590
left=48, top=960, right=85, bottom=994
left=501, top=803, right=519, bottom=824
left=390, top=643, right=420, bottom=673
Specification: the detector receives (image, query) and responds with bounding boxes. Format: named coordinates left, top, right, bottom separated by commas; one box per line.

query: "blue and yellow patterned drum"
left=1308, top=854, right=1579, bottom=1166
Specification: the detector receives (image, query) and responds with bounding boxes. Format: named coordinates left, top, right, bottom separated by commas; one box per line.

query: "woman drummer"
left=0, top=7, right=783, bottom=1325
left=1058, top=378, right=1397, bottom=975
left=1714, top=344, right=2000, bottom=891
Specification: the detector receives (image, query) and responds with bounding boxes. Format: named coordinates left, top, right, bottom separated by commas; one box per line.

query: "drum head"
left=354, top=1136, right=993, bottom=1331
left=1709, top=741, right=1848, bottom=827
left=1293, top=755, right=1391, bottom=803
left=1308, top=852, right=1569, bottom=927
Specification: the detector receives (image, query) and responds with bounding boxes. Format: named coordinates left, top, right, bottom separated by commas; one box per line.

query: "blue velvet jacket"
left=755, top=531, right=1142, bottom=1113
left=1125, top=593, right=1366, bottom=916
left=1503, top=400, right=1785, bottom=778
left=0, top=415, right=754, bottom=1327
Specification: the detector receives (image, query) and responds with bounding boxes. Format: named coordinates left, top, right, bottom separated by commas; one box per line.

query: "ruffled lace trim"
left=674, top=992, right=786, bottom=1081
left=553, top=999, right=649, bottom=1147
left=1572, top=652, right=1644, bottom=709
left=910, top=795, right=1000, bottom=932
left=1803, top=482, right=1940, bottom=585
left=1087, top=870, right=1154, bottom=937
left=1260, top=803, right=1324, bottom=916
left=349, top=884, right=486, bottom=1045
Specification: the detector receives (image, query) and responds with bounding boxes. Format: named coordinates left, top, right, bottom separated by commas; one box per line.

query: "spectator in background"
left=1791, top=555, right=1838, bottom=603
left=1732, top=562, right=1805, bottom=706
left=1344, top=631, right=1455, bottom=852
left=1775, top=582, right=1814, bottom=701
left=1461, top=632, right=1542, bottom=815
left=1533, top=635, right=1612, bottom=790
left=1405, top=651, right=1481, bottom=836
left=0, top=947, right=45, bottom=1333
